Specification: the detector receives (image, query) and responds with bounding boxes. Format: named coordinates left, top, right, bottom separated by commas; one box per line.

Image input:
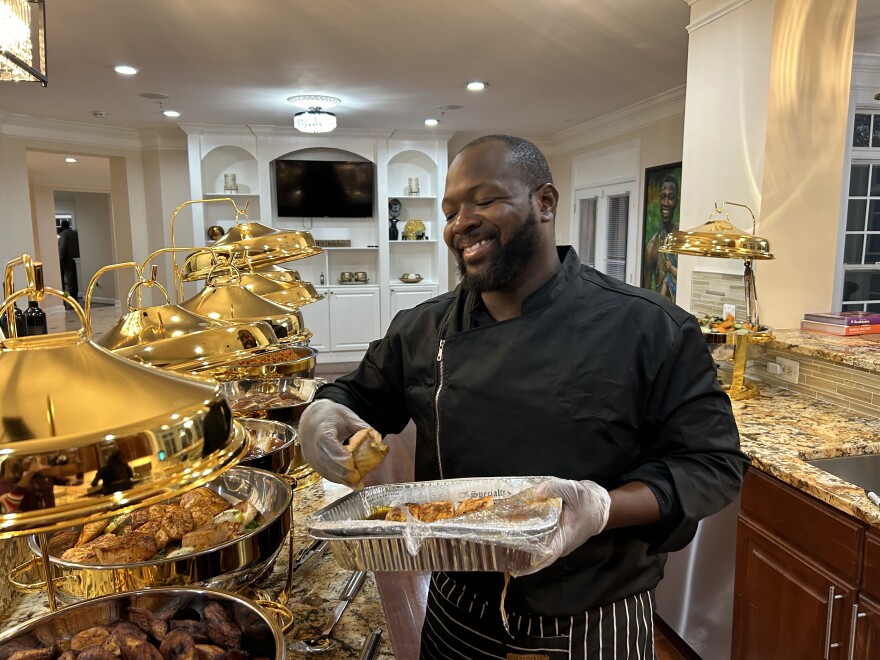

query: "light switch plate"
left=722, top=304, right=736, bottom=320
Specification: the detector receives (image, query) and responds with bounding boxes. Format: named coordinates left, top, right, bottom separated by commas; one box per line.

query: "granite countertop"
left=764, top=327, right=880, bottom=374
left=735, top=381, right=880, bottom=529
left=0, top=479, right=394, bottom=659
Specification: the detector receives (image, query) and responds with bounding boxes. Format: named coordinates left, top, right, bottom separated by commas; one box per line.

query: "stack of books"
left=801, top=311, right=880, bottom=336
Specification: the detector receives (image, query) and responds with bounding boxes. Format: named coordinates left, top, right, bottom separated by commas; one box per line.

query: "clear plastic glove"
left=511, top=477, right=611, bottom=577
left=298, top=399, right=371, bottom=488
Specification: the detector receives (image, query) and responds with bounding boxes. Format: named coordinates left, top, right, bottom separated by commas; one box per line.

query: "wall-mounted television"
left=274, top=160, right=374, bottom=218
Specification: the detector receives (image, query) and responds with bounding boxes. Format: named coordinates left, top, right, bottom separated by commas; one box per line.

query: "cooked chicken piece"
left=129, top=505, right=156, bottom=529
left=347, top=428, right=388, bottom=477
left=7, top=648, right=55, bottom=660
left=229, top=501, right=258, bottom=526
left=159, top=630, right=197, bottom=660
left=203, top=601, right=241, bottom=650
left=179, top=489, right=231, bottom=519
left=193, top=645, right=226, bottom=660
left=93, top=533, right=157, bottom=565
left=455, top=495, right=494, bottom=516
left=181, top=522, right=241, bottom=552
left=160, top=506, right=195, bottom=540
left=385, top=503, right=421, bottom=522
left=169, top=620, right=209, bottom=644
left=76, top=519, right=109, bottom=546
left=70, top=627, right=112, bottom=651
left=60, top=533, right=118, bottom=564
left=47, top=530, right=80, bottom=557
left=416, top=500, right=456, bottom=522
left=135, top=520, right=170, bottom=550
left=77, top=649, right=117, bottom=660
left=128, top=605, right=168, bottom=642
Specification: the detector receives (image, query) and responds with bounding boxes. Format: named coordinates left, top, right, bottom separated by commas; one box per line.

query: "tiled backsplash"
left=689, top=270, right=746, bottom=320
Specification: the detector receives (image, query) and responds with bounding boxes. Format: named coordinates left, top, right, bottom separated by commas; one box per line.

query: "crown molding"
left=0, top=111, right=143, bottom=150
left=139, top=131, right=188, bottom=151
left=543, top=86, right=685, bottom=156
left=686, top=0, right=753, bottom=33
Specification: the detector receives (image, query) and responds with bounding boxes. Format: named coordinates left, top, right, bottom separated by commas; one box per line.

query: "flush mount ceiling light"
left=424, top=118, right=439, bottom=127
left=163, top=109, right=180, bottom=117
left=0, top=0, right=47, bottom=85
left=288, top=95, right=341, bottom=134
left=466, top=81, right=487, bottom=91
left=65, top=157, right=76, bottom=163
left=113, top=64, right=138, bottom=75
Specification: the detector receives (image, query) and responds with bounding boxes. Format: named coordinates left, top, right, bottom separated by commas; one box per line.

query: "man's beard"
left=455, top=209, right=540, bottom=294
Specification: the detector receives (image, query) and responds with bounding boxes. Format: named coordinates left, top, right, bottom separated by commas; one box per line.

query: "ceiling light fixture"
left=0, top=0, right=47, bottom=85
left=163, top=109, right=180, bottom=118
left=65, top=157, right=76, bottom=163
left=424, top=118, right=439, bottom=127
left=466, top=81, right=487, bottom=91
left=114, top=64, right=138, bottom=75
left=288, top=95, right=341, bottom=134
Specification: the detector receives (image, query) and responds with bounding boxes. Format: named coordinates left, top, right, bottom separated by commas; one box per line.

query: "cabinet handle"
left=847, top=603, right=867, bottom=660
left=825, top=586, right=844, bottom=659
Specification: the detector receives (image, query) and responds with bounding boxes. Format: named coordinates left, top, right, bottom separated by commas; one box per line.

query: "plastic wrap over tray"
left=307, top=476, right=561, bottom=572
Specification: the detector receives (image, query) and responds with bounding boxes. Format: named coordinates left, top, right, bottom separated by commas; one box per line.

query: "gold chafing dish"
left=12, top=466, right=291, bottom=604
left=0, top=587, right=285, bottom=660
left=208, top=345, right=318, bottom=382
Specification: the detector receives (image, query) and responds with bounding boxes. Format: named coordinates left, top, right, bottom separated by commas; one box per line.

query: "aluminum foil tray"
left=307, top=476, right=560, bottom=572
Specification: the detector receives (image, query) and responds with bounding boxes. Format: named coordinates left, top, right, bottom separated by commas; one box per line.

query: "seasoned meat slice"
left=179, top=489, right=230, bottom=520
left=60, top=533, right=118, bottom=564
left=415, top=500, right=455, bottom=522
left=76, top=519, right=109, bottom=546
left=70, top=626, right=112, bottom=651
left=160, top=506, right=195, bottom=541
left=159, top=630, right=197, bottom=660
left=455, top=495, right=494, bottom=516
left=128, top=605, right=168, bottom=642
left=47, top=530, right=80, bottom=557
left=93, top=533, right=158, bottom=564
left=203, top=601, right=241, bottom=649
left=135, top=520, right=170, bottom=550
left=181, top=522, right=240, bottom=552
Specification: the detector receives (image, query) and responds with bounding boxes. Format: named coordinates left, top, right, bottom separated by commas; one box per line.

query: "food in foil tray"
left=51, top=487, right=262, bottom=565
left=0, top=594, right=262, bottom=660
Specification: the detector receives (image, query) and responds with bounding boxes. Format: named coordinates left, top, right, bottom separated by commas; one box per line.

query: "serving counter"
left=0, top=480, right=395, bottom=659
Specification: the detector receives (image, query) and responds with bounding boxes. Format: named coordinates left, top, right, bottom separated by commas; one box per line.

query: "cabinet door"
left=854, top=594, right=880, bottom=660
left=329, top=288, right=380, bottom=351
left=390, top=286, right=437, bottom=318
left=298, top=296, right=329, bottom=353
left=734, top=517, right=856, bottom=659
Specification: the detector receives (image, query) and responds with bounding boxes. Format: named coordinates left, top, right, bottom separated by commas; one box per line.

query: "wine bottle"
left=0, top=303, right=27, bottom=337
left=24, top=299, right=48, bottom=336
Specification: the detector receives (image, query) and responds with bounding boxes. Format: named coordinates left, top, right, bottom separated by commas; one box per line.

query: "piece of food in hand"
left=346, top=428, right=389, bottom=478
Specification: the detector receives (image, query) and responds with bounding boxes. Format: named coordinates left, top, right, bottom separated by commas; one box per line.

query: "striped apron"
left=420, top=572, right=655, bottom=660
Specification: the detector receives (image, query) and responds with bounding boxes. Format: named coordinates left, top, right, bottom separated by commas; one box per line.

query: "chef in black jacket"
left=300, top=135, right=749, bottom=659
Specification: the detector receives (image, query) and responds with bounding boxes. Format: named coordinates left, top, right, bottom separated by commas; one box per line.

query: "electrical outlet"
left=775, top=357, right=799, bottom=384
left=722, top=304, right=736, bottom=320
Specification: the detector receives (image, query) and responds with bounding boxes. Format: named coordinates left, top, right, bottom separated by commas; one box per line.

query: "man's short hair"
left=459, top=135, right=553, bottom=191
left=61, top=220, right=71, bottom=230
left=661, top=174, right=679, bottom=198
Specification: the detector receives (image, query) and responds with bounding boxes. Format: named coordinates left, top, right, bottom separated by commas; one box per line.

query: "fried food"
left=383, top=496, right=495, bottom=522
left=77, top=649, right=117, bottom=660
left=76, top=520, right=109, bottom=547
left=93, top=533, right=158, bottom=565
left=128, top=606, right=168, bottom=641
left=347, top=428, right=388, bottom=477
left=70, top=627, right=112, bottom=652
left=159, top=630, right=197, bottom=660
left=181, top=521, right=241, bottom=551
left=46, top=530, right=79, bottom=557
left=7, top=649, right=55, bottom=660
left=455, top=495, right=494, bottom=516
left=415, top=500, right=456, bottom=522
left=180, top=489, right=232, bottom=527
left=203, top=601, right=241, bottom=650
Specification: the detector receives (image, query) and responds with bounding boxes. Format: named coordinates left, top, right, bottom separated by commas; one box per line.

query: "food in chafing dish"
left=53, top=487, right=262, bottom=565
left=347, top=428, right=389, bottom=478
left=243, top=427, right=288, bottom=458
left=0, top=594, right=257, bottom=659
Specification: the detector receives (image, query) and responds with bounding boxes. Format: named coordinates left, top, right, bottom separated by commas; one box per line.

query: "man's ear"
left=535, top=183, right=559, bottom=223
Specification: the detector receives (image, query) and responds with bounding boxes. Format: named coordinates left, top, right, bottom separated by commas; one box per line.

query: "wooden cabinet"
left=328, top=286, right=380, bottom=352
left=734, top=469, right=866, bottom=659
left=390, top=284, right=438, bottom=318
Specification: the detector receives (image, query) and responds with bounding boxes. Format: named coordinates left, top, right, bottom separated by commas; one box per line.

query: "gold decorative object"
left=660, top=201, right=775, bottom=400
left=0, top=254, right=247, bottom=609
left=402, top=218, right=427, bottom=240
left=255, top=265, right=302, bottom=283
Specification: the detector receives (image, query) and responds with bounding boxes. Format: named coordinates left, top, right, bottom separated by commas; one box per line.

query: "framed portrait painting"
left=641, top=162, right=682, bottom=303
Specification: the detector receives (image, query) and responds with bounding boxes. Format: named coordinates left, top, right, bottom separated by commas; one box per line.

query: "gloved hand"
left=298, top=399, right=371, bottom=488
left=511, top=477, right=611, bottom=577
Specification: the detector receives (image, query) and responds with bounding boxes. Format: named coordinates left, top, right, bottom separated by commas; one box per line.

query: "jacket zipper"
left=434, top=338, right=446, bottom=479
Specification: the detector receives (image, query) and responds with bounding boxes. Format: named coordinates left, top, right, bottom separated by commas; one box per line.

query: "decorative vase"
left=389, top=218, right=399, bottom=241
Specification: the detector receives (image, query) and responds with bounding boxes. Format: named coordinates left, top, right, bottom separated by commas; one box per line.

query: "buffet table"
left=0, top=479, right=395, bottom=659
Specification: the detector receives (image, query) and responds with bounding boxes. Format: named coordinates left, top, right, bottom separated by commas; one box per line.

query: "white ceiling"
left=7, top=0, right=880, bottom=183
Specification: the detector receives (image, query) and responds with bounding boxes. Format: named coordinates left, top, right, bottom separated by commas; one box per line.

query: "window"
left=842, top=114, right=880, bottom=312
left=574, top=183, right=633, bottom=282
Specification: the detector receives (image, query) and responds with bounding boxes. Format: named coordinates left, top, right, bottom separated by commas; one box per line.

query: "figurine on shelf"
left=389, top=198, right=401, bottom=241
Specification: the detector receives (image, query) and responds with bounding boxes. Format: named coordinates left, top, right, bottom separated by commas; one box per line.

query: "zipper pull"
left=436, top=339, right=445, bottom=361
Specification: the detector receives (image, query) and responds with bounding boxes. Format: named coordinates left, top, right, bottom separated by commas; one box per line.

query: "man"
left=58, top=219, right=80, bottom=303
left=300, top=136, right=748, bottom=658
left=642, top=174, right=679, bottom=302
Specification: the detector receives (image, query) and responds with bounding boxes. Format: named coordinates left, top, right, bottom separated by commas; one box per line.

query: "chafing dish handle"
left=358, top=629, right=383, bottom=660
left=8, top=555, right=74, bottom=593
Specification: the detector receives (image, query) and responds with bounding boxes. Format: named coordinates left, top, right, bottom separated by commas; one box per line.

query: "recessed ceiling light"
left=287, top=95, right=341, bottom=110
left=114, top=65, right=138, bottom=75
left=163, top=110, right=180, bottom=118
left=424, top=118, right=439, bottom=127
left=65, top=157, right=77, bottom=163
left=466, top=81, right=487, bottom=91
